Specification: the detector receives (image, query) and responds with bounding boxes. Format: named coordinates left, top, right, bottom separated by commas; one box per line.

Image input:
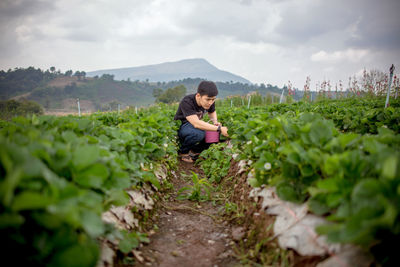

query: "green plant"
left=177, top=172, right=213, bottom=202
left=197, top=143, right=232, bottom=183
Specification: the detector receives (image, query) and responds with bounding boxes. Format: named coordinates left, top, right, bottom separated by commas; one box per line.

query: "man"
left=174, top=81, right=229, bottom=163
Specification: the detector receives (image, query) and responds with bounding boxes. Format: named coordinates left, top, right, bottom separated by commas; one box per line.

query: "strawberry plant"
left=0, top=105, right=179, bottom=266
left=196, top=142, right=232, bottom=183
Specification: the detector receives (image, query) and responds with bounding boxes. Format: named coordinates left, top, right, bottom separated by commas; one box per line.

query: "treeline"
left=0, top=67, right=88, bottom=100
left=0, top=99, right=43, bottom=120
left=151, top=77, right=283, bottom=98
left=1, top=67, right=286, bottom=110
left=153, top=85, right=186, bottom=104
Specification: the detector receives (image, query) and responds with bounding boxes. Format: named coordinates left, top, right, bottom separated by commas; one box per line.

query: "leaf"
left=287, top=152, right=301, bottom=165
left=80, top=210, right=105, bottom=238
left=300, top=164, right=314, bottom=177
left=104, top=170, right=130, bottom=190
left=49, top=241, right=99, bottom=267
left=248, top=178, right=261, bottom=188
left=11, top=191, right=54, bottom=211
left=276, top=182, right=303, bottom=203
left=143, top=172, right=160, bottom=189
left=77, top=118, right=92, bottom=132
left=322, top=154, right=341, bottom=177
left=62, top=131, right=78, bottom=143
left=72, top=145, right=100, bottom=170
left=73, top=163, right=109, bottom=189
left=0, top=213, right=25, bottom=228
left=104, top=189, right=130, bottom=208
left=119, top=231, right=140, bottom=253
left=338, top=133, right=360, bottom=149
left=0, top=168, right=22, bottom=207
left=308, top=197, right=330, bottom=215
left=381, top=155, right=398, bottom=180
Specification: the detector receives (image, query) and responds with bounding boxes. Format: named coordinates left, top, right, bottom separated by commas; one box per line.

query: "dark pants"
left=178, top=122, right=210, bottom=154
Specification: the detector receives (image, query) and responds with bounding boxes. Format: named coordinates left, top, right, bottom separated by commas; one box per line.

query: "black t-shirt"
left=174, top=94, right=216, bottom=124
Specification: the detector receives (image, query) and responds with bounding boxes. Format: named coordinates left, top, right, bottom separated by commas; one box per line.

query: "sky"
left=1, top=0, right=400, bottom=90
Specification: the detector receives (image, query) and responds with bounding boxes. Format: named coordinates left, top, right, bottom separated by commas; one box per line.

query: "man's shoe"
left=179, top=153, right=194, bottom=163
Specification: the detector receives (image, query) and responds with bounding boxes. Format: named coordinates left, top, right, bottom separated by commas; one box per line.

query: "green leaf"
left=143, top=142, right=158, bottom=152
left=104, top=170, right=130, bottom=190
left=11, top=191, right=54, bottom=211
left=351, top=179, right=382, bottom=202
left=0, top=168, right=22, bottom=207
left=73, top=163, right=109, bottom=189
left=49, top=241, right=99, bottom=267
left=119, top=231, right=140, bottom=253
left=143, top=172, right=160, bottom=189
left=0, top=213, right=25, bottom=228
left=77, top=118, right=92, bottom=131
left=62, top=131, right=78, bottom=143
left=322, top=154, right=341, bottom=177
left=81, top=210, right=105, bottom=238
left=338, top=133, right=359, bottom=149
left=287, top=152, right=301, bottom=165
left=248, top=178, right=261, bottom=188
left=72, top=145, right=100, bottom=170
left=381, top=155, right=398, bottom=180
left=104, top=189, right=130, bottom=208
left=276, top=182, right=303, bottom=203
left=300, top=164, right=314, bottom=177
left=308, top=197, right=330, bottom=215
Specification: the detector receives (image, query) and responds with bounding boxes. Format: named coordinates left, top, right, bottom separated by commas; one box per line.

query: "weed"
left=176, top=172, right=213, bottom=202
left=197, top=142, right=232, bottom=183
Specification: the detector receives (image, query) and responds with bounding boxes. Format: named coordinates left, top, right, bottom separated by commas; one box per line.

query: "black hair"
left=197, top=81, right=218, bottom=97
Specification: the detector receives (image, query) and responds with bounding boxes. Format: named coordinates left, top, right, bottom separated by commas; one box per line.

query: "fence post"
left=385, top=64, right=395, bottom=108
left=279, top=89, right=284, bottom=104
left=118, top=104, right=120, bottom=114
left=247, top=95, right=251, bottom=109
left=135, top=106, right=138, bottom=115
left=231, top=99, right=233, bottom=108
left=77, top=98, right=81, bottom=117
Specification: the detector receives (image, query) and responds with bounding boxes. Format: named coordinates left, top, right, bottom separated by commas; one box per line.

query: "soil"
left=133, top=158, right=325, bottom=267
left=135, top=161, right=240, bottom=267
left=47, top=76, right=90, bottom=88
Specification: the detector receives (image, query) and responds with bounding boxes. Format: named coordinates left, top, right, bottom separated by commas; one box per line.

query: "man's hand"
left=220, top=126, right=229, bottom=137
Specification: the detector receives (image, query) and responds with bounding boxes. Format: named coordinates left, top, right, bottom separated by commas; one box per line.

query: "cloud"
left=311, top=49, right=369, bottom=63
left=0, top=0, right=399, bottom=89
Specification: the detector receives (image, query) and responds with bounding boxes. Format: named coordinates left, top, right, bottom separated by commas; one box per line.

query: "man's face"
left=197, top=94, right=216, bottom=109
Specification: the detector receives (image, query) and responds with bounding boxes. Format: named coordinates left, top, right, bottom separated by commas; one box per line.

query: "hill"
left=87, top=58, right=252, bottom=84
left=1, top=67, right=286, bottom=113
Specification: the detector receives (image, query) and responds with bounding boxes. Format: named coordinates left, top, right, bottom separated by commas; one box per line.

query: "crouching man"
left=174, top=81, right=229, bottom=163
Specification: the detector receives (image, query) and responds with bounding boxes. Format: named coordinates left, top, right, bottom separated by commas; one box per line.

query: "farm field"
left=1, top=96, right=399, bottom=266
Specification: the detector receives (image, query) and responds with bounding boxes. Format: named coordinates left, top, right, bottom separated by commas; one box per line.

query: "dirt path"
left=136, top=161, right=240, bottom=267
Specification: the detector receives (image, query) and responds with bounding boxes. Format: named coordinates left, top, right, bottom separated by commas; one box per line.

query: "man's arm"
left=186, top=114, right=229, bottom=136
left=208, top=111, right=220, bottom=125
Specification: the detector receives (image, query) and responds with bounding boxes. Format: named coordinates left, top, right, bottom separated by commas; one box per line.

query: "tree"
left=74, top=71, right=82, bottom=81
left=152, top=88, right=163, bottom=98
left=101, top=74, right=114, bottom=81
left=156, top=85, right=187, bottom=104
left=50, top=66, right=56, bottom=73
left=65, top=70, right=73, bottom=77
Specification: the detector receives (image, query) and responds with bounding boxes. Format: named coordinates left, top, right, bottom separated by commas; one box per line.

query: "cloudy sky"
left=1, top=0, right=399, bottom=89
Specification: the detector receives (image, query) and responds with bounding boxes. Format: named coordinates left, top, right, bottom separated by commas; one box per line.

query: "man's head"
left=196, top=81, right=218, bottom=109
left=197, top=81, right=218, bottom=97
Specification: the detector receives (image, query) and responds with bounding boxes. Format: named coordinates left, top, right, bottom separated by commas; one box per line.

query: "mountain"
left=87, top=58, right=252, bottom=84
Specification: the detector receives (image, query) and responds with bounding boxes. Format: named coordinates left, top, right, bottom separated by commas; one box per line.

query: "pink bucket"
left=205, top=130, right=220, bottom=143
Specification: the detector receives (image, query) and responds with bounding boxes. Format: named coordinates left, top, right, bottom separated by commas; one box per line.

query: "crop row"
left=0, top=106, right=179, bottom=266
left=221, top=98, right=399, bottom=265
